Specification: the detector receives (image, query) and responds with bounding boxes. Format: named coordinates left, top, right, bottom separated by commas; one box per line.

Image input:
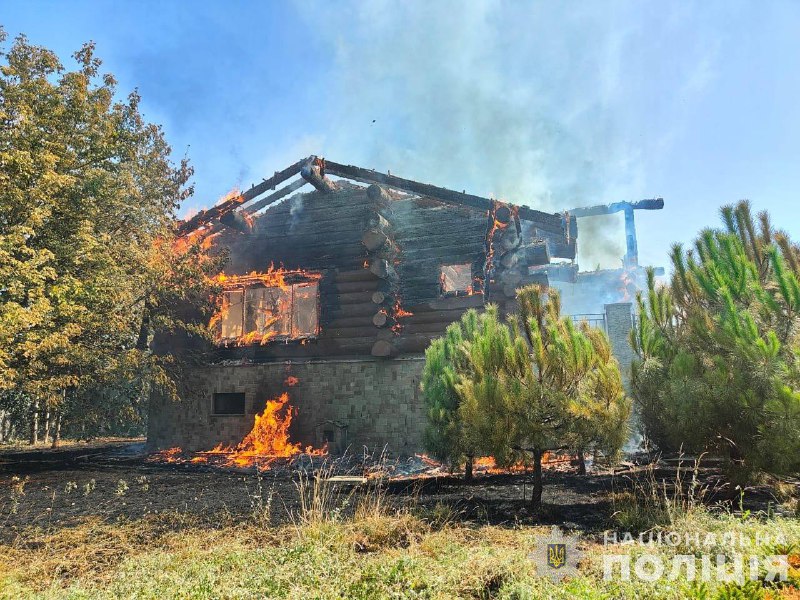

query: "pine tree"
left=631, top=201, right=800, bottom=477
left=431, top=286, right=631, bottom=511
left=421, top=308, right=488, bottom=479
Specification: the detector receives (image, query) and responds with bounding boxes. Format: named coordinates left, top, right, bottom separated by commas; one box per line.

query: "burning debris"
left=149, top=393, right=326, bottom=470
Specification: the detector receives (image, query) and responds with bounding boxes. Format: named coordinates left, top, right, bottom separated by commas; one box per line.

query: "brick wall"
left=147, top=357, right=426, bottom=455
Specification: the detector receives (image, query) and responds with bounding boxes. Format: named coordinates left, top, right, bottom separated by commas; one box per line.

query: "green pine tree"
left=632, top=201, right=800, bottom=477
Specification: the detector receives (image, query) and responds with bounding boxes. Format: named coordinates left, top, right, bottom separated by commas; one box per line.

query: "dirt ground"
left=0, top=440, right=625, bottom=544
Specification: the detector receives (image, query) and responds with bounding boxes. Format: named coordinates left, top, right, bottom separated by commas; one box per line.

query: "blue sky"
left=3, top=1, right=799, bottom=270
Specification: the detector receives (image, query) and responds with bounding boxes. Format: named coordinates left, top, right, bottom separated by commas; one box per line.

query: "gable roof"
left=177, top=155, right=569, bottom=241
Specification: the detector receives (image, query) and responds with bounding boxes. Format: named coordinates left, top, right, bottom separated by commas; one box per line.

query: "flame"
left=483, top=200, right=513, bottom=287
left=285, top=376, right=299, bottom=386
left=206, top=393, right=326, bottom=468
left=150, top=447, right=183, bottom=463
left=391, top=295, right=413, bottom=333
left=211, top=265, right=322, bottom=346
left=149, top=393, right=326, bottom=470
left=215, top=186, right=241, bottom=207
left=472, top=453, right=559, bottom=474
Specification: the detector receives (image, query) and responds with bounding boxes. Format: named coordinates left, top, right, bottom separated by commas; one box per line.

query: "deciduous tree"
left=0, top=30, right=221, bottom=442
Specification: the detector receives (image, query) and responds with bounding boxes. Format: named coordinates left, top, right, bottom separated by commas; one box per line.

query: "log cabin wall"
left=150, top=174, right=577, bottom=454
left=209, top=181, right=504, bottom=362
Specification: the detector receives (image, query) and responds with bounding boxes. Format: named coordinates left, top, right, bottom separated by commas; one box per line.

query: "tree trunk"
left=136, top=304, right=151, bottom=351
left=51, top=412, right=62, bottom=448
left=531, top=449, right=544, bottom=511
left=29, top=399, right=39, bottom=445
left=43, top=407, right=51, bottom=445
left=464, top=455, right=474, bottom=481
left=577, top=451, right=587, bottom=475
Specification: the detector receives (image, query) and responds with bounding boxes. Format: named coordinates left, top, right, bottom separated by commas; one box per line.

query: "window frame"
left=439, top=263, right=474, bottom=297
left=211, top=392, right=246, bottom=416
left=216, top=275, right=320, bottom=345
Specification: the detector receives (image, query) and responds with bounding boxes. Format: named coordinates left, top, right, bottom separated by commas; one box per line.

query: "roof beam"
left=176, top=156, right=311, bottom=235
left=324, top=159, right=564, bottom=232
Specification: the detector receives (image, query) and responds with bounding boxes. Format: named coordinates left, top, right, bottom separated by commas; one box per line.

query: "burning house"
left=148, top=156, right=658, bottom=457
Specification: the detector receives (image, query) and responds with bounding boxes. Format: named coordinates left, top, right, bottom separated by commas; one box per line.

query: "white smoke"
left=297, top=0, right=723, bottom=269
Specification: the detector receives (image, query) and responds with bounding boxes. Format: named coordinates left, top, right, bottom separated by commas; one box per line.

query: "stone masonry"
left=603, top=302, right=635, bottom=388
left=148, top=306, right=637, bottom=456
left=148, top=357, right=426, bottom=455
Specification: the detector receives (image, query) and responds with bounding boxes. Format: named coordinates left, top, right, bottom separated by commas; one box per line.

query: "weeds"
left=611, top=453, right=716, bottom=532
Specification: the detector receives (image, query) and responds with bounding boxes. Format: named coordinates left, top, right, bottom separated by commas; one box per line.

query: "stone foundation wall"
left=149, top=305, right=637, bottom=457
left=147, top=357, right=426, bottom=455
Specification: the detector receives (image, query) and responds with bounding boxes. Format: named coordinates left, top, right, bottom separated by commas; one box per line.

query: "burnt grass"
left=0, top=440, right=777, bottom=544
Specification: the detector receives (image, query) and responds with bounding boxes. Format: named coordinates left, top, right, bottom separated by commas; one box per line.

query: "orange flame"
left=151, top=394, right=326, bottom=470
left=483, top=200, right=513, bottom=286
left=391, top=295, right=414, bottom=333
left=216, top=186, right=241, bottom=207
left=211, top=265, right=322, bottom=346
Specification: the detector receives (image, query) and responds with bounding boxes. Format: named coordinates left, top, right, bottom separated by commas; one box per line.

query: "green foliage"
left=457, top=286, right=630, bottom=482
left=0, top=30, right=221, bottom=439
left=632, top=201, right=800, bottom=476
left=421, top=285, right=631, bottom=505
left=421, top=308, right=485, bottom=466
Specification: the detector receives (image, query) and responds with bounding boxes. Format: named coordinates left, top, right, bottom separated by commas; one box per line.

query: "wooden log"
left=242, top=177, right=307, bottom=216
left=371, top=291, right=386, bottom=304
left=376, top=328, right=395, bottom=342
left=372, top=311, right=389, bottom=327
left=494, top=203, right=513, bottom=225
left=371, top=339, right=396, bottom=358
left=399, top=321, right=452, bottom=335
left=326, top=160, right=565, bottom=228
left=176, top=156, right=308, bottom=235
left=362, top=229, right=389, bottom=252
left=425, top=294, right=485, bottom=311
left=219, top=210, right=253, bottom=233
left=301, top=157, right=338, bottom=193
left=323, top=316, right=373, bottom=329
left=497, top=226, right=520, bottom=252
left=521, top=242, right=550, bottom=266
left=366, top=184, right=392, bottom=207
left=327, top=326, right=393, bottom=339
left=369, top=258, right=398, bottom=281
left=324, top=302, right=378, bottom=319
left=332, top=279, right=382, bottom=294
left=335, top=290, right=377, bottom=304
left=334, top=269, right=380, bottom=283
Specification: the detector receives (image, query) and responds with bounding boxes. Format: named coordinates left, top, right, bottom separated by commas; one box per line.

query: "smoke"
left=298, top=1, right=720, bottom=269
left=288, top=193, right=305, bottom=232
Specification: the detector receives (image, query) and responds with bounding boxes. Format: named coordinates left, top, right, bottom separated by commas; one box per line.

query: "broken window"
left=440, top=263, right=473, bottom=295
left=220, top=290, right=245, bottom=339
left=245, top=286, right=291, bottom=337
left=213, top=392, right=246, bottom=415
left=217, top=279, right=319, bottom=344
